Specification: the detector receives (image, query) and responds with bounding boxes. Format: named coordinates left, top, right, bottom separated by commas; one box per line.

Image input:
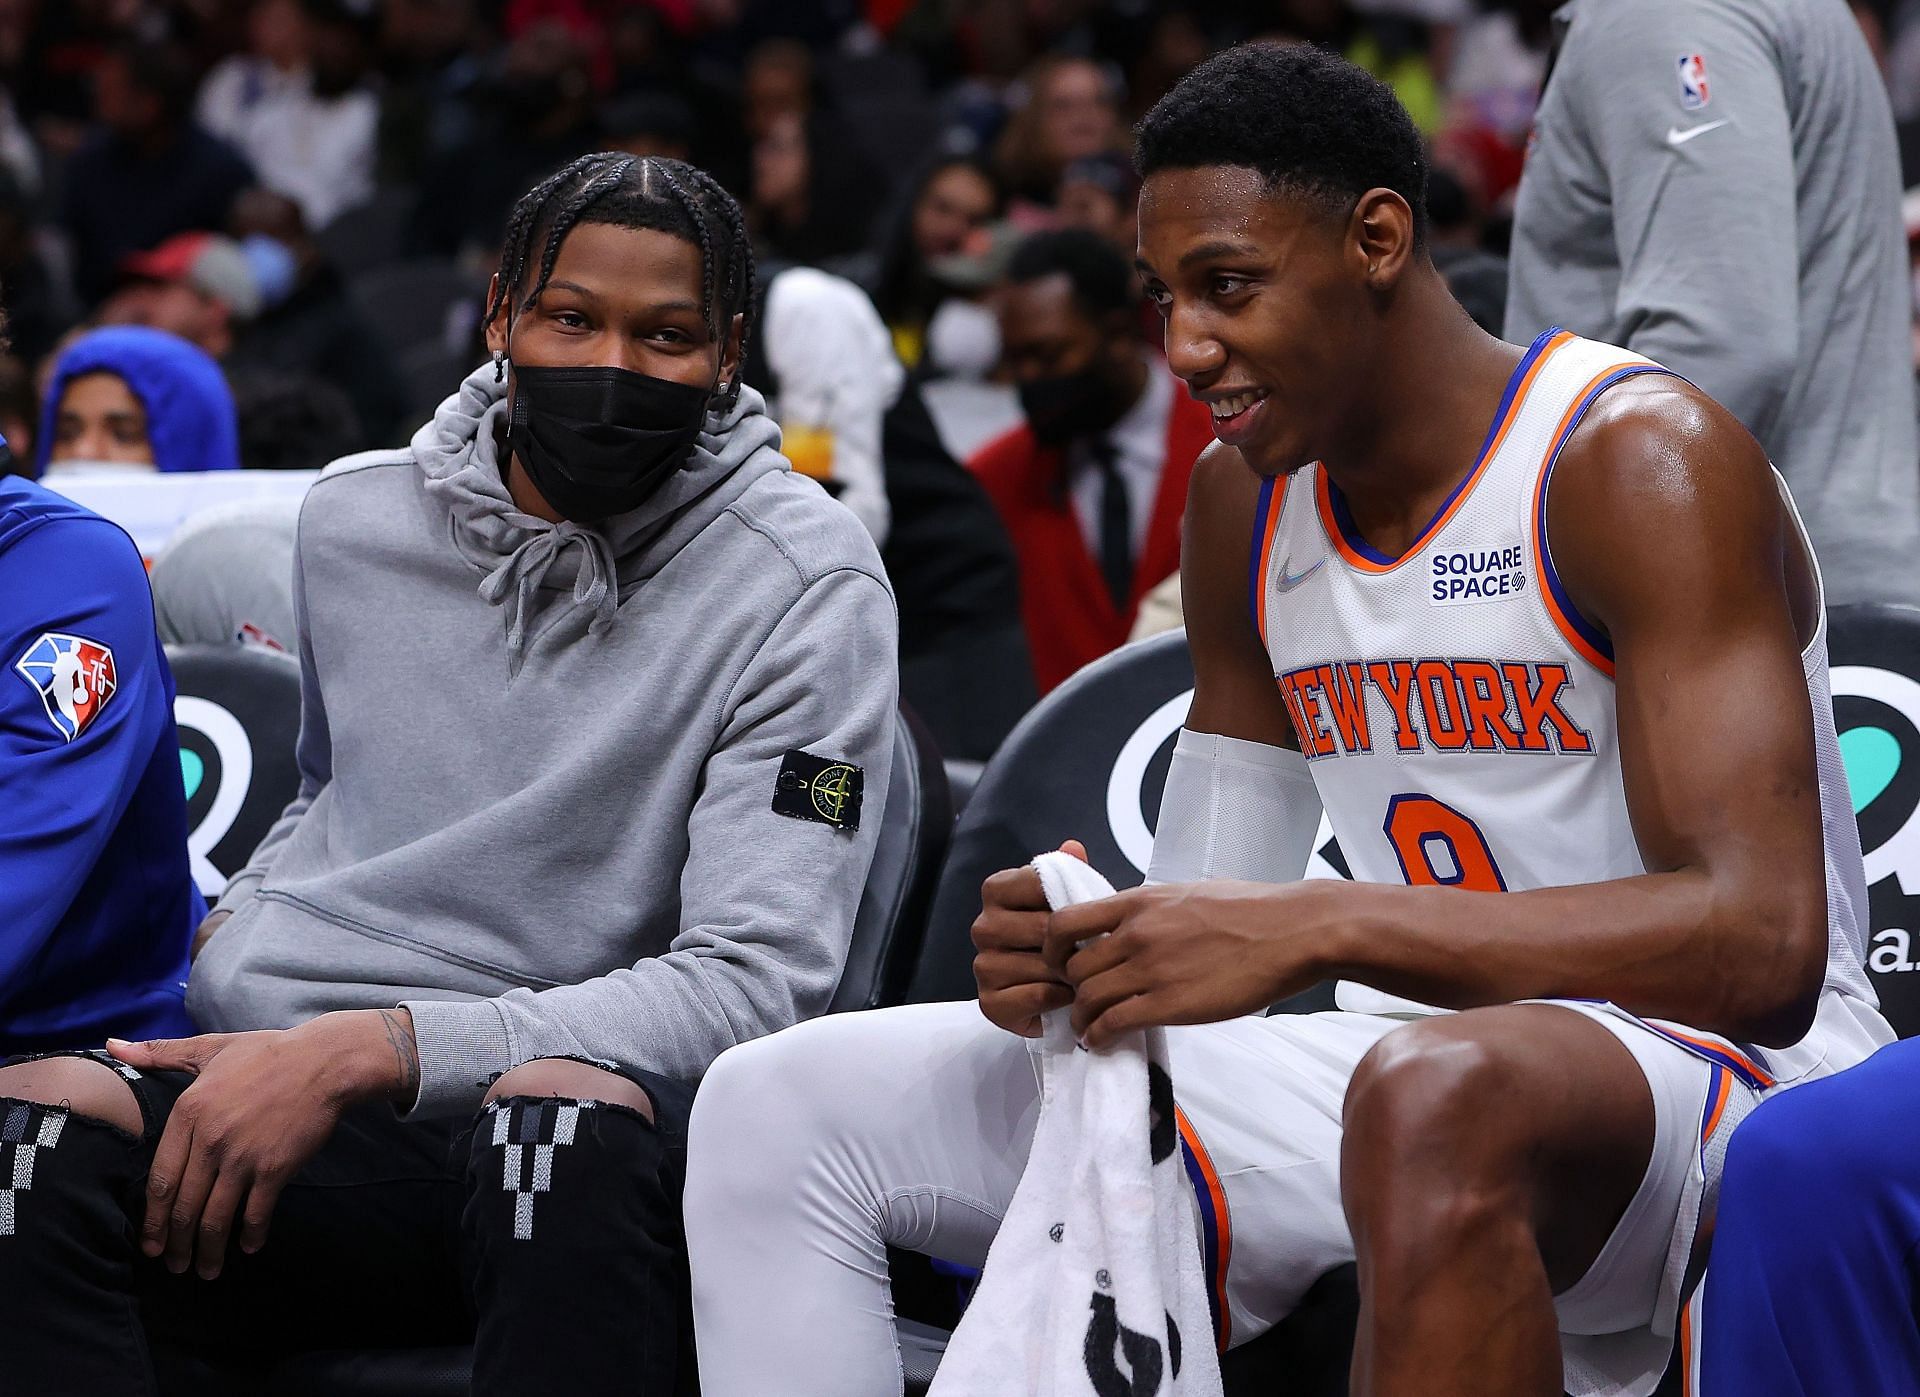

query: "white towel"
left=928, top=852, right=1225, bottom=1397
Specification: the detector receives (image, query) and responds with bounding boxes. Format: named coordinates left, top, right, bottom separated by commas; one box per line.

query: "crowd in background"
left=0, top=0, right=1647, bottom=456
left=6, top=0, right=1920, bottom=720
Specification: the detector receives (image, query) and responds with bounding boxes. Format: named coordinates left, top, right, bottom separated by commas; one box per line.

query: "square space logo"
left=1677, top=53, right=1710, bottom=111
left=14, top=632, right=116, bottom=741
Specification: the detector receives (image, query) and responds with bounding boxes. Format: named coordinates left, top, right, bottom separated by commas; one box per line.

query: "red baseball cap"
left=118, top=232, right=261, bottom=318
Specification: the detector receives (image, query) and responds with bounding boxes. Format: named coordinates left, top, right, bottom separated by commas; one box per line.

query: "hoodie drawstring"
left=477, top=522, right=618, bottom=673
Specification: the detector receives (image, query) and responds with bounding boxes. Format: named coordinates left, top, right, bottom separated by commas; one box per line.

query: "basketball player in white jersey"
left=682, top=43, right=1891, bottom=1397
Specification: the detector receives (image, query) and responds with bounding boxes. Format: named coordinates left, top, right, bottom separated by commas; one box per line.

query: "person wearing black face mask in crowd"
left=0, top=154, right=897, bottom=1397
left=968, top=229, right=1212, bottom=692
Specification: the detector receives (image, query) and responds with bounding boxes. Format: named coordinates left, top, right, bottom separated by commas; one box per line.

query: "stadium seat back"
left=910, top=630, right=1194, bottom=1003
left=1825, top=604, right=1920, bottom=1038
left=166, top=643, right=304, bottom=903
left=830, top=706, right=953, bottom=1013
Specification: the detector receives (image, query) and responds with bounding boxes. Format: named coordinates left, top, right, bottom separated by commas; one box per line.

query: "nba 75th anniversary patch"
left=14, top=632, right=117, bottom=742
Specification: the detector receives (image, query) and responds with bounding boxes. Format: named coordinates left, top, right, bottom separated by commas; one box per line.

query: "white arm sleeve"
left=1144, top=729, right=1322, bottom=886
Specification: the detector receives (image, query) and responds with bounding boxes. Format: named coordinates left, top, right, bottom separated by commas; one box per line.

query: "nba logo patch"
left=1676, top=53, right=1710, bottom=110
left=14, top=632, right=117, bottom=741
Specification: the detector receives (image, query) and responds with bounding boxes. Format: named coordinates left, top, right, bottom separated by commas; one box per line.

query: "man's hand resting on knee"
left=105, top=1008, right=422, bottom=1280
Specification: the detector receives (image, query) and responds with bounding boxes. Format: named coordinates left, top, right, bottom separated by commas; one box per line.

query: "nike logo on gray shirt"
left=1666, top=119, right=1730, bottom=145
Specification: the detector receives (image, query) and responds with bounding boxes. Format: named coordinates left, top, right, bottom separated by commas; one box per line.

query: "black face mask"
left=506, top=363, right=712, bottom=522
left=1018, top=362, right=1127, bottom=446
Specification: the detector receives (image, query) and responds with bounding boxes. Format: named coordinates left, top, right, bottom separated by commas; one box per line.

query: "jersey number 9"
left=1384, top=793, right=1507, bottom=892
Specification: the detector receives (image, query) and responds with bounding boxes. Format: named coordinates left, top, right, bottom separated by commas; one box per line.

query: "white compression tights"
left=685, top=1001, right=1041, bottom=1396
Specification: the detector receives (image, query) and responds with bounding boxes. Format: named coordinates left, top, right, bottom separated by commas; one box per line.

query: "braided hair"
left=486, top=153, right=758, bottom=404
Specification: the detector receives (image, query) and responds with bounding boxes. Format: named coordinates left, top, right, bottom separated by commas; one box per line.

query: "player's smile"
left=1198, top=386, right=1271, bottom=446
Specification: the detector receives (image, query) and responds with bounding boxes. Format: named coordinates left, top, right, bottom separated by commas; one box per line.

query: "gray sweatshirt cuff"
left=212, top=871, right=265, bottom=918
left=399, top=997, right=514, bottom=1118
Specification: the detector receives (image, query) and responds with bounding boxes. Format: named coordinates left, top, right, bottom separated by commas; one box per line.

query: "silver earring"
left=492, top=348, right=507, bottom=383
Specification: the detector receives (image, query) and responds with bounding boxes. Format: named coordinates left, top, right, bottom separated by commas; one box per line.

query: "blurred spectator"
left=35, top=326, right=239, bottom=476
left=231, top=369, right=365, bottom=470
left=1425, top=166, right=1507, bottom=334
left=228, top=187, right=404, bottom=444
left=374, top=0, right=482, bottom=187
left=993, top=55, right=1126, bottom=212
left=100, top=231, right=262, bottom=360
left=1343, top=16, right=1445, bottom=134
left=150, top=495, right=302, bottom=651
left=13, top=0, right=130, bottom=142
left=754, top=264, right=898, bottom=541
left=1128, top=570, right=1183, bottom=642
left=1507, top=0, right=1920, bottom=605
left=603, top=92, right=695, bottom=162
left=749, top=108, right=886, bottom=268
left=0, top=87, right=39, bottom=197
left=742, top=261, right=1034, bottom=756
left=866, top=153, right=1004, bottom=370
left=743, top=36, right=813, bottom=143
left=1444, top=1, right=1549, bottom=149
left=0, top=169, right=75, bottom=365
left=1258, top=5, right=1446, bottom=133
left=1055, top=152, right=1138, bottom=256
left=61, top=39, right=255, bottom=304
left=1127, top=8, right=1214, bottom=120
left=969, top=230, right=1209, bottom=693
left=412, top=19, right=597, bottom=262
left=197, top=0, right=380, bottom=231
left=0, top=354, right=33, bottom=465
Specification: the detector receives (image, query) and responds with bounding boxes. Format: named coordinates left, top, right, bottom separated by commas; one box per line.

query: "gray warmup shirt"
left=1508, top=0, right=1920, bottom=604
left=190, top=367, right=898, bottom=1116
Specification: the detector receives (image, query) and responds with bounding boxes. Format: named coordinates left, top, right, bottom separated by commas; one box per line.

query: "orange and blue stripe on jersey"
left=1675, top=1062, right=1737, bottom=1397
left=1249, top=474, right=1281, bottom=646
left=1647, top=1025, right=1776, bottom=1092
left=1311, top=328, right=1573, bottom=576
left=1530, top=362, right=1674, bottom=678
left=1176, top=1106, right=1233, bottom=1352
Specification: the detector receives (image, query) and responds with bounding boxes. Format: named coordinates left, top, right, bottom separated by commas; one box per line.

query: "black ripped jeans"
left=0, top=1052, right=695, bottom=1397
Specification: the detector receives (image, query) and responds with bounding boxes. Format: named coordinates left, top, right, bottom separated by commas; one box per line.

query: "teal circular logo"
left=1839, top=725, right=1901, bottom=814
left=179, top=748, right=205, bottom=803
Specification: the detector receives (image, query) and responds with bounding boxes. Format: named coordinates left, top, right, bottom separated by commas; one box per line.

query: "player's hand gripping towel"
left=928, top=852, right=1224, bottom=1397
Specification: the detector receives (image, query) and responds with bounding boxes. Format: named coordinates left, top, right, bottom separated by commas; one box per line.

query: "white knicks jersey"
left=1252, top=329, right=1879, bottom=1043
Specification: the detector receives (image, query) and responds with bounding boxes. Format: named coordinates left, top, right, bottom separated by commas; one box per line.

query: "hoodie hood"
left=35, top=326, right=240, bottom=477
left=415, top=361, right=788, bottom=671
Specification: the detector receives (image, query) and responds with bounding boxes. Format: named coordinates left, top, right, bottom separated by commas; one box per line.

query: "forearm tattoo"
left=378, top=1009, right=421, bottom=1100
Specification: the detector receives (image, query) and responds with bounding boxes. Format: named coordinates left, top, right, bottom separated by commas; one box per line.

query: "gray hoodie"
left=190, top=365, right=898, bottom=1117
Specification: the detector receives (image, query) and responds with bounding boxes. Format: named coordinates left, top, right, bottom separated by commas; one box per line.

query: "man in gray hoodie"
left=0, top=154, right=897, bottom=1395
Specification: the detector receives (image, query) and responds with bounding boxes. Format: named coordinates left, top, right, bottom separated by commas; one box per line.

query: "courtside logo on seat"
left=1832, top=665, right=1920, bottom=977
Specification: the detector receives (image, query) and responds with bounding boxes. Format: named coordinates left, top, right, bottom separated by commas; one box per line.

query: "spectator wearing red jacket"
left=969, top=229, right=1209, bottom=692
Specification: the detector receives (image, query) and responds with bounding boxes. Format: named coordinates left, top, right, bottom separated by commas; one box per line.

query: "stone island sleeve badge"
left=773, top=749, right=864, bottom=831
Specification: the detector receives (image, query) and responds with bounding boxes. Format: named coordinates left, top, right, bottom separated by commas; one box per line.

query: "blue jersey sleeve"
left=0, top=515, right=173, bottom=1002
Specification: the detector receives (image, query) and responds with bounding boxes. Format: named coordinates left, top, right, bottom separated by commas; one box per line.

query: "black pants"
left=0, top=1051, right=695, bottom=1396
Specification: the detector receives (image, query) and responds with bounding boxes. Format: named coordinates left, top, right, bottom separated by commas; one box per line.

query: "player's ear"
left=1349, top=188, right=1416, bottom=291
left=718, top=311, right=744, bottom=393
left=483, top=274, right=509, bottom=358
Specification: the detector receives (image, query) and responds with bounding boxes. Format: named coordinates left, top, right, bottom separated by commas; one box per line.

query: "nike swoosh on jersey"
left=1274, top=556, right=1325, bottom=592
left=1666, top=120, right=1730, bottom=146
